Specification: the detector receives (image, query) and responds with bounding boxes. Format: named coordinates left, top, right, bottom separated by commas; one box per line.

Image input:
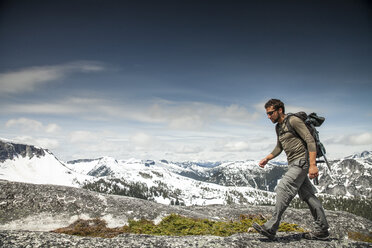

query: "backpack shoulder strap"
left=285, top=114, right=301, bottom=140
left=276, top=114, right=295, bottom=137
left=275, top=123, right=280, bottom=137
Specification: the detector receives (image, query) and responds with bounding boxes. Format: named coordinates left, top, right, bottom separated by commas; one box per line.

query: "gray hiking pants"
left=263, top=158, right=329, bottom=233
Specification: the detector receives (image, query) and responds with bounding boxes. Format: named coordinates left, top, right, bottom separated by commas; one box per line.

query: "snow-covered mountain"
left=0, top=139, right=276, bottom=206
left=64, top=156, right=276, bottom=206
left=1, top=138, right=371, bottom=206
left=0, top=139, right=90, bottom=187
left=65, top=151, right=372, bottom=201
left=316, top=152, right=372, bottom=198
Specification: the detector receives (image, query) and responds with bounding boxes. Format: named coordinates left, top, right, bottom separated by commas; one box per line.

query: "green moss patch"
left=53, top=213, right=305, bottom=238
left=348, top=231, right=372, bottom=243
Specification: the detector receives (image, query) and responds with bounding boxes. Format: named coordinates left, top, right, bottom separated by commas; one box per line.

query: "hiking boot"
left=252, top=222, right=276, bottom=240
left=303, top=230, right=330, bottom=240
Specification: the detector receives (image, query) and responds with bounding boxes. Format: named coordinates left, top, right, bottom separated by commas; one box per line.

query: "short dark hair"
left=264, top=99, right=285, bottom=113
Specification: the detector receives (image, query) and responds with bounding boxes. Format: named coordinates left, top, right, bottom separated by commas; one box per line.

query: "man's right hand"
left=258, top=158, right=268, bottom=168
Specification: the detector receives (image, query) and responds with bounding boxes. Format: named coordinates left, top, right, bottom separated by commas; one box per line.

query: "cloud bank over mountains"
left=1, top=62, right=371, bottom=161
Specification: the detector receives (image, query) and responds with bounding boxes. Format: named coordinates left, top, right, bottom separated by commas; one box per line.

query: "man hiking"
left=253, top=99, right=329, bottom=240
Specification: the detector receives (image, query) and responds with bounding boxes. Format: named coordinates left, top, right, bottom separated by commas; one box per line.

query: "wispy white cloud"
left=326, top=132, right=372, bottom=146
left=6, top=118, right=43, bottom=130
left=142, top=100, right=260, bottom=130
left=0, top=61, right=105, bottom=94
left=3, top=99, right=98, bottom=115
left=212, top=138, right=273, bottom=153
left=66, top=130, right=164, bottom=159
left=2, top=97, right=260, bottom=131
left=45, top=123, right=61, bottom=133
left=345, top=132, right=372, bottom=146
left=13, top=136, right=59, bottom=150
left=130, top=132, right=156, bottom=148
left=222, top=141, right=251, bottom=152
left=175, top=145, right=204, bottom=154
left=69, top=130, right=100, bottom=144
left=254, top=101, right=322, bottom=114
left=285, top=105, right=318, bottom=114
left=5, top=118, right=61, bottom=133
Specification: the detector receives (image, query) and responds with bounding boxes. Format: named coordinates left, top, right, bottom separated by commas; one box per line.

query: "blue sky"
left=1, top=0, right=371, bottom=161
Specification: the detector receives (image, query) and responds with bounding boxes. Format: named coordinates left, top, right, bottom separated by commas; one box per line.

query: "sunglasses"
left=266, top=110, right=277, bottom=116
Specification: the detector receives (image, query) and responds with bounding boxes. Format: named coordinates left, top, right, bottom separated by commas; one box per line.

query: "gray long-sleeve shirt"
left=271, top=115, right=316, bottom=163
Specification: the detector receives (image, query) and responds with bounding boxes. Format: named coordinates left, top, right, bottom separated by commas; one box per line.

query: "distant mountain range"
left=1, top=139, right=371, bottom=207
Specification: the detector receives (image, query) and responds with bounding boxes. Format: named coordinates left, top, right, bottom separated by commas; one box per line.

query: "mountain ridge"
left=1, top=139, right=371, bottom=204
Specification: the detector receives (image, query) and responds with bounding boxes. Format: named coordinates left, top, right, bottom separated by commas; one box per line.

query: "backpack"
left=276, top=112, right=332, bottom=185
left=275, top=112, right=326, bottom=158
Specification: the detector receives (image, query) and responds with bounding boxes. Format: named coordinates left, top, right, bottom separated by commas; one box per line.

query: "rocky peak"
left=67, top=158, right=101, bottom=164
left=0, top=140, right=45, bottom=162
left=346, top=151, right=372, bottom=159
left=86, top=157, right=119, bottom=177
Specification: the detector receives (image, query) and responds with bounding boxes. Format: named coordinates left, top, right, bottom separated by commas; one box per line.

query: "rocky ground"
left=2, top=231, right=369, bottom=248
left=1, top=180, right=371, bottom=247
